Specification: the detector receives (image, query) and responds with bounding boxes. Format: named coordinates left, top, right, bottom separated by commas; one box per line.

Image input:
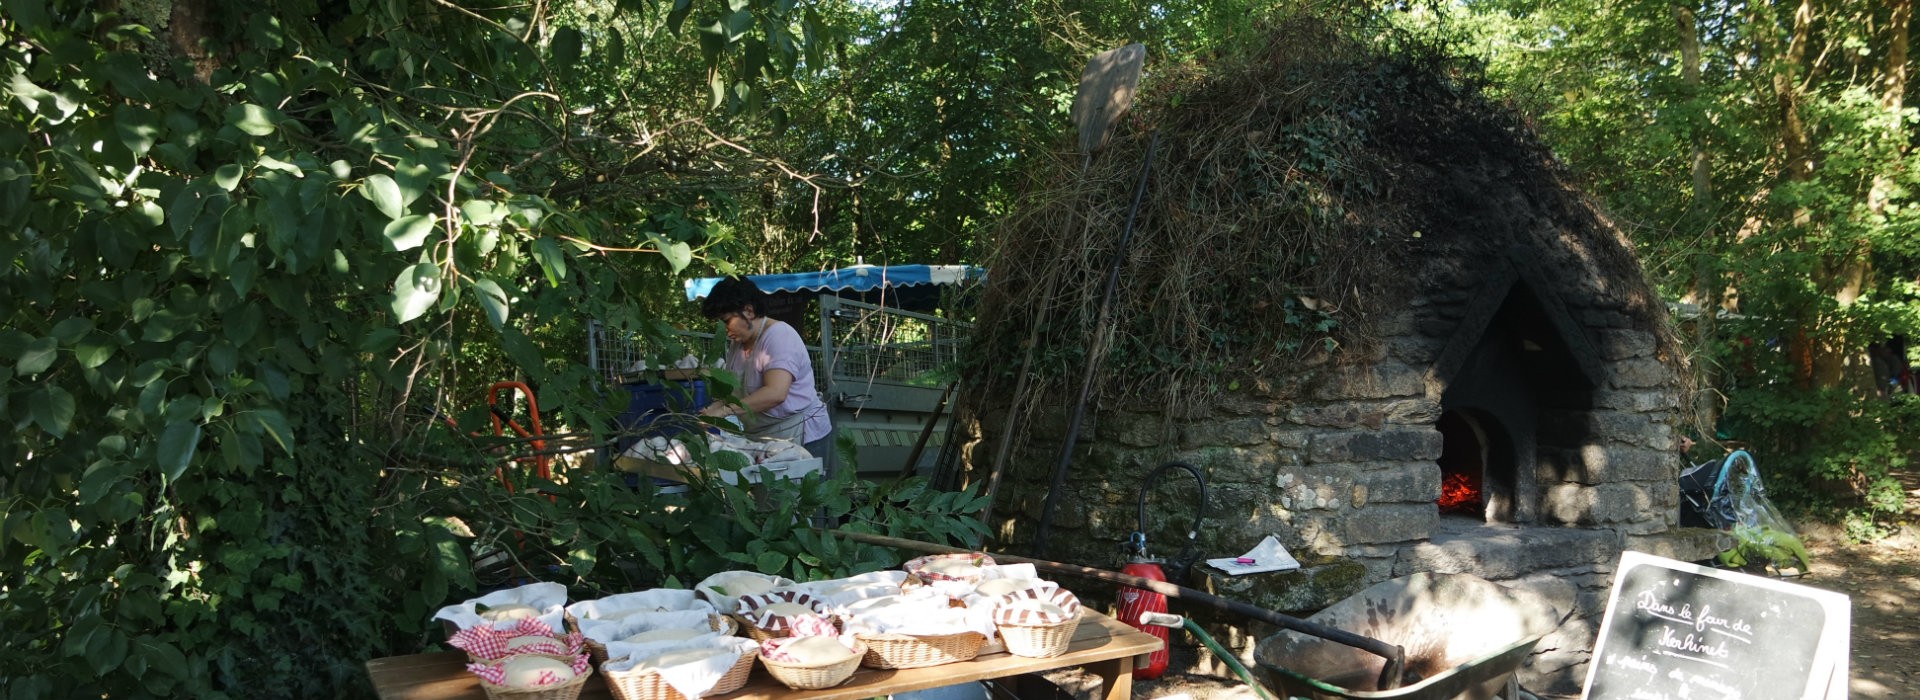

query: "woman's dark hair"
left=700, top=276, right=768, bottom=319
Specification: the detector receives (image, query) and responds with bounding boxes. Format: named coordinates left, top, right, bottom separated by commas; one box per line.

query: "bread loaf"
left=500, top=655, right=574, bottom=687
left=479, top=603, right=540, bottom=623
left=633, top=647, right=729, bottom=670
left=781, top=635, right=856, bottom=664
left=505, top=634, right=556, bottom=650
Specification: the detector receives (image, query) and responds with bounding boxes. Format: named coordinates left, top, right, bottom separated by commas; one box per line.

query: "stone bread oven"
left=952, top=18, right=1713, bottom=696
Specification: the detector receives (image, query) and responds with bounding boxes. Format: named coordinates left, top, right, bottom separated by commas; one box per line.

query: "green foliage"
left=0, top=1, right=990, bottom=698
left=1429, top=0, right=1920, bottom=520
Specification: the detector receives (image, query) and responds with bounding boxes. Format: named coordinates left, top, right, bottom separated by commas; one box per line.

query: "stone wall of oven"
left=964, top=293, right=1688, bottom=694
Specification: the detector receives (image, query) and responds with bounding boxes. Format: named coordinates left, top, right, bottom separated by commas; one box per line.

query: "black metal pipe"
left=1135, top=461, right=1208, bottom=566
left=1034, top=132, right=1160, bottom=558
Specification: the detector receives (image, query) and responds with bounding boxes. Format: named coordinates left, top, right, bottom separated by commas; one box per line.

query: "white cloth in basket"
left=843, top=590, right=995, bottom=637
left=580, top=609, right=721, bottom=647
left=695, top=571, right=797, bottom=614
left=568, top=590, right=710, bottom=625
left=603, top=635, right=757, bottom=700
left=434, top=581, right=568, bottom=632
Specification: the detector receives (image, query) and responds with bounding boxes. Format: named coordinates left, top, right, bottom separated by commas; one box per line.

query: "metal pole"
left=1033, top=132, right=1160, bottom=558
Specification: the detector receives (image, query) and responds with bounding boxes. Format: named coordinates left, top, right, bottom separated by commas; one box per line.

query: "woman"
left=697, top=277, right=833, bottom=459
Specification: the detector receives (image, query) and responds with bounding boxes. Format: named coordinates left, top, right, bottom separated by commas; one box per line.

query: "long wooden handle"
left=825, top=528, right=1406, bottom=689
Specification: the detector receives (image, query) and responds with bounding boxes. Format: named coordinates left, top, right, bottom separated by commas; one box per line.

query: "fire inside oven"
left=1436, top=411, right=1488, bottom=517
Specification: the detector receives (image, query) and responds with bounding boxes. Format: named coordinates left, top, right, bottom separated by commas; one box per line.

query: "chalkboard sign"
left=1583, top=551, right=1850, bottom=700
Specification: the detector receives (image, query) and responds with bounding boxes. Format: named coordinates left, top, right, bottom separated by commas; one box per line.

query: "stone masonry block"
left=1594, top=329, right=1656, bottom=361
left=1609, top=357, right=1673, bottom=389
left=1180, top=416, right=1275, bottom=448
left=1344, top=502, right=1436, bottom=545
left=1310, top=361, right=1426, bottom=401
left=1564, top=445, right=1679, bottom=484
left=1307, top=428, right=1442, bottom=463
left=1354, top=462, right=1441, bottom=503
left=1098, top=410, right=1167, bottom=448
left=1593, top=389, right=1682, bottom=413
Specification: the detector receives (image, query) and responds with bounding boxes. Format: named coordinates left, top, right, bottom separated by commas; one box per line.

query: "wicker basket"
left=737, top=614, right=843, bottom=643
left=855, top=631, right=988, bottom=669
left=589, top=616, right=736, bottom=665
left=601, top=647, right=756, bottom=700
left=475, top=662, right=593, bottom=700
left=996, top=610, right=1082, bottom=658
left=759, top=641, right=866, bottom=690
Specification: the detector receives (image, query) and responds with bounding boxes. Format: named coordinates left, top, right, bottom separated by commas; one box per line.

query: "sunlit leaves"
left=383, top=214, right=437, bottom=251
left=361, top=174, right=405, bottom=220
left=531, top=237, right=567, bottom=287
left=390, top=262, right=443, bottom=323
left=472, top=278, right=511, bottom=328
left=225, top=103, right=278, bottom=136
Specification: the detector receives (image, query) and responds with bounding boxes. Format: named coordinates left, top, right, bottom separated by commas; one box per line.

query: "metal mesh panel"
left=822, top=298, right=968, bottom=384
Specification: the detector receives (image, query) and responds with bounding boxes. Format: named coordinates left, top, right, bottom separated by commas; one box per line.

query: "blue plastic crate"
left=613, top=380, right=708, bottom=453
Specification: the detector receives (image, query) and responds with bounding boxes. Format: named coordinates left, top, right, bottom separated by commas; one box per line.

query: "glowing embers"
left=1438, top=471, right=1483, bottom=515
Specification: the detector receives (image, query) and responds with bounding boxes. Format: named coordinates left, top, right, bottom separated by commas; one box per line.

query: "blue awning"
left=684, top=264, right=984, bottom=300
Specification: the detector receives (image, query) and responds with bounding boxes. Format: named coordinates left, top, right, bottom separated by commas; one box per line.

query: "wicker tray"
left=996, top=610, right=1082, bottom=658
left=589, top=616, right=736, bottom=665
left=476, top=662, right=593, bottom=700
left=602, top=647, right=755, bottom=700
left=759, top=641, right=867, bottom=690
left=855, top=631, right=988, bottom=669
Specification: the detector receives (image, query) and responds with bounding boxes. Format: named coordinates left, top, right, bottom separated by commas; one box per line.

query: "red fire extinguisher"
left=1115, top=462, right=1208, bottom=681
left=1117, top=533, right=1171, bottom=680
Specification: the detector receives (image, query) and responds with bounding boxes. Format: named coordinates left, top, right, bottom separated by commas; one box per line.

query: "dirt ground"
left=1040, top=470, right=1920, bottom=700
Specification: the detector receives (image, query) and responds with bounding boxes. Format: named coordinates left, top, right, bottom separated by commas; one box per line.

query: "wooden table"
left=367, top=611, right=1162, bottom=700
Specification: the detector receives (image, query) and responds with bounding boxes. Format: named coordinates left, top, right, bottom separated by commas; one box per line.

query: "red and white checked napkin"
left=466, top=653, right=591, bottom=687
left=450, top=618, right=585, bottom=661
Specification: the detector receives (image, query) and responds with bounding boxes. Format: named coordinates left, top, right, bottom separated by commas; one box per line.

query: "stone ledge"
left=1393, top=519, right=1623, bottom=580
left=1191, top=554, right=1370, bottom=616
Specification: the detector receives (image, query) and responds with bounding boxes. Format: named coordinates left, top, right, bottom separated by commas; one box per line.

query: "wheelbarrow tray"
left=1254, top=572, right=1559, bottom=700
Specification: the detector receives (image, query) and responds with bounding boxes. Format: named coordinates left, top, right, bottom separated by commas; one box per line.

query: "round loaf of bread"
left=920, top=559, right=979, bottom=576
left=781, top=635, right=856, bottom=664
left=479, top=603, right=540, bottom=623
left=500, top=655, right=574, bottom=688
left=634, top=647, right=729, bottom=671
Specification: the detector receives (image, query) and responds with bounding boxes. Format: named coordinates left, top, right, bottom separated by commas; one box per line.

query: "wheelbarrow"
left=1254, top=572, right=1561, bottom=700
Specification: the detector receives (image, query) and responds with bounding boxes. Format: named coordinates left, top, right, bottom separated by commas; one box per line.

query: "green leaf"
left=114, top=105, right=161, bottom=156
left=473, top=278, right=510, bottom=328
left=728, top=0, right=749, bottom=11
left=666, top=0, right=692, bottom=34
left=755, top=551, right=788, bottom=574
left=51, top=317, right=92, bottom=344
left=156, top=419, right=200, bottom=481
left=460, top=199, right=505, bottom=226
left=226, top=103, right=278, bottom=136
left=531, top=237, right=567, bottom=286
left=382, top=213, right=437, bottom=251
left=213, top=163, right=243, bottom=191
left=16, top=336, right=56, bottom=375
left=361, top=174, right=405, bottom=220
left=74, top=335, right=114, bottom=369
left=568, top=547, right=597, bottom=576
left=32, top=385, right=75, bottom=438
left=249, top=409, right=295, bottom=455
left=390, top=262, right=443, bottom=323
left=724, top=9, right=754, bottom=41
left=551, top=27, right=583, bottom=66
left=663, top=242, right=693, bottom=272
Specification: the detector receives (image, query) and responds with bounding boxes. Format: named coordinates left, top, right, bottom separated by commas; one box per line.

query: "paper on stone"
left=1205, top=535, right=1302, bottom=576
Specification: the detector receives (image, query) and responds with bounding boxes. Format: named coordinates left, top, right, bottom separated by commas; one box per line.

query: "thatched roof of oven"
left=962, top=11, right=1668, bottom=418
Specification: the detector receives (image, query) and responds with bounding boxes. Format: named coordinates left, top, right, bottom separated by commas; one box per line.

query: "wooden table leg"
left=1088, top=654, right=1136, bottom=700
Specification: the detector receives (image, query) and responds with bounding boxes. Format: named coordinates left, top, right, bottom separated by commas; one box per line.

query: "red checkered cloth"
left=991, top=587, right=1080, bottom=626
left=451, top=618, right=584, bottom=661
left=466, top=653, right=591, bottom=686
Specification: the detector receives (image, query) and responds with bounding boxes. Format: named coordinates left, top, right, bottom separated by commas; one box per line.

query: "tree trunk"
left=1675, top=3, right=1724, bottom=431
left=1767, top=0, right=1819, bottom=390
